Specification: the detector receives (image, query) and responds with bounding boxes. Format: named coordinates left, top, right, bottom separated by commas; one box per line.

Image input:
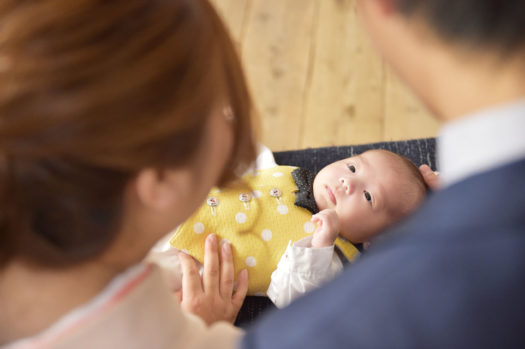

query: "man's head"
left=356, top=0, right=525, bottom=121
left=393, top=1, right=524, bottom=52
left=313, top=150, right=427, bottom=242
left=358, top=0, right=525, bottom=61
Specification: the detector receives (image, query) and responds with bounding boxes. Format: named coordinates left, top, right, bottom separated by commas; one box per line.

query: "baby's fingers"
left=311, top=214, right=324, bottom=226
left=313, top=213, right=328, bottom=231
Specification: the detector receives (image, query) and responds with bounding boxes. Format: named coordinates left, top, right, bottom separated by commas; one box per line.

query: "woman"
left=0, top=0, right=255, bottom=347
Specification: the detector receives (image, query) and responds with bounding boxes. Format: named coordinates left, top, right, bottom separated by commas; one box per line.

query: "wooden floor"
left=210, top=0, right=441, bottom=151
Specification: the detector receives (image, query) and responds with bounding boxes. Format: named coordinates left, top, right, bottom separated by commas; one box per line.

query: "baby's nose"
left=339, top=177, right=353, bottom=195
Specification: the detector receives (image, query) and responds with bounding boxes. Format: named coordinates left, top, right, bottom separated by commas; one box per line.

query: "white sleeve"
left=144, top=231, right=184, bottom=292
left=145, top=230, right=207, bottom=292
left=255, top=143, right=278, bottom=169
left=266, top=236, right=344, bottom=309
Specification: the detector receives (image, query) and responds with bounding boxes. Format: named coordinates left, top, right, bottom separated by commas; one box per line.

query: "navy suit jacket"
left=242, top=158, right=525, bottom=348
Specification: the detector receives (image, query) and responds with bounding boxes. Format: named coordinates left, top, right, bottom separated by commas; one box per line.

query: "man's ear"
left=134, top=168, right=188, bottom=210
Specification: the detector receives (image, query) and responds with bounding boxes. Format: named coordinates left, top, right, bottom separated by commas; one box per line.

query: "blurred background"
left=210, top=0, right=441, bottom=151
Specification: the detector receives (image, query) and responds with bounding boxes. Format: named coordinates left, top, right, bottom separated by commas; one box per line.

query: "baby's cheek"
left=314, top=189, right=330, bottom=211
left=337, top=212, right=358, bottom=237
left=339, top=209, right=379, bottom=243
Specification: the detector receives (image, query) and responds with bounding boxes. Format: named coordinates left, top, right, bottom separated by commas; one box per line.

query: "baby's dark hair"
left=373, top=150, right=428, bottom=223
left=394, top=152, right=430, bottom=192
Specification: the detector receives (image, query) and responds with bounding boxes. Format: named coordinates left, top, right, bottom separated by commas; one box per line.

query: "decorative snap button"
left=207, top=196, right=219, bottom=207
left=206, top=196, right=219, bottom=216
left=239, top=193, right=251, bottom=209
left=269, top=188, right=282, bottom=198
left=239, top=193, right=251, bottom=202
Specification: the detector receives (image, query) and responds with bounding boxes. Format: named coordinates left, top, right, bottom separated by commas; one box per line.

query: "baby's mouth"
left=325, top=185, right=337, bottom=205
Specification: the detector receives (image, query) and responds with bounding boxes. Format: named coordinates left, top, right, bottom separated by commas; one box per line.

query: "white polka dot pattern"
left=168, top=165, right=362, bottom=296
left=277, top=204, right=289, bottom=215
left=261, top=229, right=273, bottom=241
left=303, top=221, right=316, bottom=234
left=193, top=222, right=205, bottom=234
left=235, top=212, right=247, bottom=223
left=246, top=256, right=257, bottom=267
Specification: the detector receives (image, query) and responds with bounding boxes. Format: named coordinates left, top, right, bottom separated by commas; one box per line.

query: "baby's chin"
left=342, top=224, right=384, bottom=244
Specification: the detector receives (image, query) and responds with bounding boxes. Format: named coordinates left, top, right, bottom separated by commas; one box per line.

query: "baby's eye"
left=348, top=164, right=356, bottom=173
left=364, top=191, right=372, bottom=203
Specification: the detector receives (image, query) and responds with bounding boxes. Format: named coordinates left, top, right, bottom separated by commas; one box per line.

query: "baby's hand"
left=311, top=208, right=339, bottom=248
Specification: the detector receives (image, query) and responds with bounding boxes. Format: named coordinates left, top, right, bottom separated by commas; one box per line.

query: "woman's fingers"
left=232, top=269, right=249, bottom=312
left=220, top=241, right=235, bottom=299
left=180, top=252, right=203, bottom=298
left=203, top=233, right=220, bottom=294
left=178, top=236, right=249, bottom=325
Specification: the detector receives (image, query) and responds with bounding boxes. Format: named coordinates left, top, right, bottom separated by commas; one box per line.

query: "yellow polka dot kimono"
left=170, top=166, right=358, bottom=295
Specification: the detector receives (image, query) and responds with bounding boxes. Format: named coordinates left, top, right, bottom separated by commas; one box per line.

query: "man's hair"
left=395, top=0, right=525, bottom=54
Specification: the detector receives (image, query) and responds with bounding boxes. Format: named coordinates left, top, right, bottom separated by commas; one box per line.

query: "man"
left=241, top=0, right=525, bottom=347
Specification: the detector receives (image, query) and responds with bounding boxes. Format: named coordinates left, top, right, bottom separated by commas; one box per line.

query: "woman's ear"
left=359, top=0, right=397, bottom=17
left=377, top=0, right=397, bottom=14
left=134, top=168, right=190, bottom=210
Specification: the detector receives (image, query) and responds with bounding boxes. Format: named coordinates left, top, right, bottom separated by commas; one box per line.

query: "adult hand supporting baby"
left=177, top=233, right=249, bottom=325
left=419, top=164, right=440, bottom=190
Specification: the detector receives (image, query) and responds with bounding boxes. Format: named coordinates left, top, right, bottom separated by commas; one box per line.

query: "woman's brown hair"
left=0, top=0, right=256, bottom=267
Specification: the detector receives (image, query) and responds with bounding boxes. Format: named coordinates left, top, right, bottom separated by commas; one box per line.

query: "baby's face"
left=313, top=150, right=412, bottom=242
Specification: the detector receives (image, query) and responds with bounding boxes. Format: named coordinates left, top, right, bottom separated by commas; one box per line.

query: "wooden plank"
left=241, top=0, right=317, bottom=151
left=383, top=69, right=441, bottom=141
left=214, top=0, right=441, bottom=150
left=209, top=0, right=251, bottom=43
left=301, top=0, right=385, bottom=148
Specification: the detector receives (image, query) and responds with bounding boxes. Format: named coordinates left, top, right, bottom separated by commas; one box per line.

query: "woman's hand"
left=177, top=234, right=248, bottom=326
left=419, top=164, right=440, bottom=190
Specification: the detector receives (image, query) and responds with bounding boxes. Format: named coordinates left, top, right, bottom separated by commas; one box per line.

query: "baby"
left=166, top=147, right=428, bottom=307
left=267, top=148, right=427, bottom=307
